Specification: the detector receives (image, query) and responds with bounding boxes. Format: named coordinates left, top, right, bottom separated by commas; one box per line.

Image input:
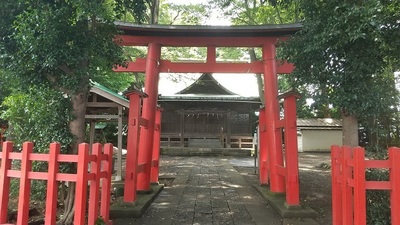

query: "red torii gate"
left=114, top=22, right=302, bottom=207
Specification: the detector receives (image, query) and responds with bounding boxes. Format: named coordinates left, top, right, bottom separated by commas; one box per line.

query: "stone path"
left=113, top=156, right=283, bottom=225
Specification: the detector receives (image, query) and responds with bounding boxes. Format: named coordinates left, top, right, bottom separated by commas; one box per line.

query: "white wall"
left=298, top=129, right=342, bottom=152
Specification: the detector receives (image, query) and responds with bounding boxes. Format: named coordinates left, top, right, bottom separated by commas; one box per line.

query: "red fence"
left=0, top=141, right=113, bottom=225
left=331, top=145, right=400, bottom=225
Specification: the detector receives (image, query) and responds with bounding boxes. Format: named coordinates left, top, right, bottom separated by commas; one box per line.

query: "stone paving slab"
left=112, top=156, right=312, bottom=225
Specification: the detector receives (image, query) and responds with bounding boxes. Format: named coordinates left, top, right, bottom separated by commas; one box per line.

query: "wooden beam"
left=114, top=58, right=294, bottom=74
left=85, top=115, right=120, bottom=119
left=87, top=102, right=121, bottom=108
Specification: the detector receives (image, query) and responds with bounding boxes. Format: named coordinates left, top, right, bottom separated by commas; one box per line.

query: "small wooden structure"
left=86, top=82, right=129, bottom=181
left=158, top=73, right=260, bottom=149
left=297, top=118, right=342, bottom=152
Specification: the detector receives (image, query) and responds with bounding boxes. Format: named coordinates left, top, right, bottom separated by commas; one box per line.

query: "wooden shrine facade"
left=159, top=73, right=260, bottom=149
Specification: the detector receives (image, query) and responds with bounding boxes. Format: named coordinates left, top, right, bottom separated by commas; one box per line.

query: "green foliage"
left=280, top=0, right=400, bottom=118
left=1, top=0, right=127, bottom=96
left=210, top=0, right=301, bottom=25
left=366, top=168, right=390, bottom=225
left=1, top=85, right=73, bottom=153
left=159, top=3, right=209, bottom=25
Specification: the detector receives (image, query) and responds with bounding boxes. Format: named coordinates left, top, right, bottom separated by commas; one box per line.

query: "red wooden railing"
left=331, top=145, right=400, bottom=225
left=0, top=141, right=113, bottom=225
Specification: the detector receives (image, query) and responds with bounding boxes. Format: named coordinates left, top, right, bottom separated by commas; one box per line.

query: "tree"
left=280, top=0, right=400, bottom=146
left=0, top=0, right=146, bottom=223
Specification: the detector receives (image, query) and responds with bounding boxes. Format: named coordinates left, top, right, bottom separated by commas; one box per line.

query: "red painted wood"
left=283, top=94, right=300, bottom=206
left=114, top=59, right=294, bottom=74
left=258, top=108, right=269, bottom=185
left=341, top=146, right=353, bottom=225
left=124, top=92, right=142, bottom=202
left=137, top=43, right=161, bottom=191
left=331, top=145, right=342, bottom=225
left=151, top=107, right=162, bottom=183
left=17, top=142, right=33, bottom=225
left=88, top=143, right=102, bottom=225
left=389, top=147, right=400, bottom=225
left=45, top=143, right=60, bottom=225
left=101, top=143, right=113, bottom=223
left=262, top=43, right=285, bottom=193
left=353, top=147, right=366, bottom=225
left=117, top=35, right=280, bottom=47
left=74, top=143, right=90, bottom=225
left=0, top=142, right=12, bottom=223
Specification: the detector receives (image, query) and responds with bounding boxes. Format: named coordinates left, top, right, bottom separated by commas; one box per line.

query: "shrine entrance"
left=114, top=22, right=302, bottom=207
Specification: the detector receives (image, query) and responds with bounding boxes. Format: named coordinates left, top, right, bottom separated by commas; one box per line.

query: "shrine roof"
left=297, top=118, right=342, bottom=130
left=115, top=22, right=302, bottom=37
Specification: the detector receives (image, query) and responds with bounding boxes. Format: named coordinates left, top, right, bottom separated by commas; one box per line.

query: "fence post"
left=17, top=142, right=34, bottom=225
left=341, top=146, right=353, bottom=225
left=45, top=143, right=61, bottom=225
left=100, top=143, right=113, bottom=223
left=74, top=143, right=90, bottom=225
left=353, top=147, right=366, bottom=225
left=151, top=107, right=162, bottom=183
left=389, top=147, right=400, bottom=225
left=331, top=145, right=342, bottom=225
left=88, top=143, right=102, bottom=225
left=258, top=107, right=269, bottom=185
left=0, top=142, right=12, bottom=223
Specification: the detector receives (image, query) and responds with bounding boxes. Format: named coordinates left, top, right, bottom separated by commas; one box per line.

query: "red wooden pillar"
left=341, top=146, right=354, bottom=225
left=279, top=91, right=301, bottom=205
left=151, top=106, right=162, bottom=183
left=262, top=42, right=285, bottom=193
left=389, top=147, right=400, bottom=224
left=124, top=90, right=147, bottom=202
left=331, top=145, right=342, bottom=225
left=137, top=43, right=161, bottom=191
left=0, top=142, right=12, bottom=223
left=258, top=107, right=269, bottom=185
left=353, top=147, right=366, bottom=225
left=18, top=142, right=33, bottom=225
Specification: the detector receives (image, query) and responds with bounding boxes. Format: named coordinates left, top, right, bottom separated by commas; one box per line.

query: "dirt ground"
left=234, top=152, right=332, bottom=225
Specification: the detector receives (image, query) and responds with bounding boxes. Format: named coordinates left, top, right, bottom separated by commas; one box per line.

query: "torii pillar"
left=137, top=43, right=161, bottom=191
left=263, top=42, right=285, bottom=193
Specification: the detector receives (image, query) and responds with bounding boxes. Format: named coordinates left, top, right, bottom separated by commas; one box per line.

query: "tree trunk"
left=342, top=111, right=359, bottom=147
left=57, top=91, right=88, bottom=225
left=248, top=48, right=265, bottom=105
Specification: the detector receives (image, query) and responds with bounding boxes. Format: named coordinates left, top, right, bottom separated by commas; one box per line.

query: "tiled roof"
left=297, top=118, right=342, bottom=128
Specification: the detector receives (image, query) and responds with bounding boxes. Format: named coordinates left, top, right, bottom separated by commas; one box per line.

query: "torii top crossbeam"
left=115, top=22, right=301, bottom=74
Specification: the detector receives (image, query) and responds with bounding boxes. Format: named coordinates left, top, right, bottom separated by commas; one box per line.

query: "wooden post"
left=0, top=142, right=12, bottom=223
left=45, top=143, right=61, bottom=225
left=101, top=143, right=113, bottom=223
left=74, top=143, right=90, bottom=225
left=331, top=145, right=342, bottom=225
left=151, top=107, right=162, bottom=183
left=226, top=111, right=231, bottom=148
left=258, top=107, right=268, bottom=185
left=353, top=147, right=366, bottom=225
left=116, top=106, right=123, bottom=181
left=17, top=142, right=33, bottom=225
left=137, top=43, right=161, bottom=191
left=262, top=42, right=285, bottom=193
left=389, top=147, right=400, bottom=224
left=124, top=90, right=147, bottom=202
left=279, top=91, right=301, bottom=206
left=341, top=146, right=353, bottom=225
left=88, top=143, right=102, bottom=225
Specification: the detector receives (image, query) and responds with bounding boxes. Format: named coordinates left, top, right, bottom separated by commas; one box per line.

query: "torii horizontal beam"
left=114, top=58, right=294, bottom=74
